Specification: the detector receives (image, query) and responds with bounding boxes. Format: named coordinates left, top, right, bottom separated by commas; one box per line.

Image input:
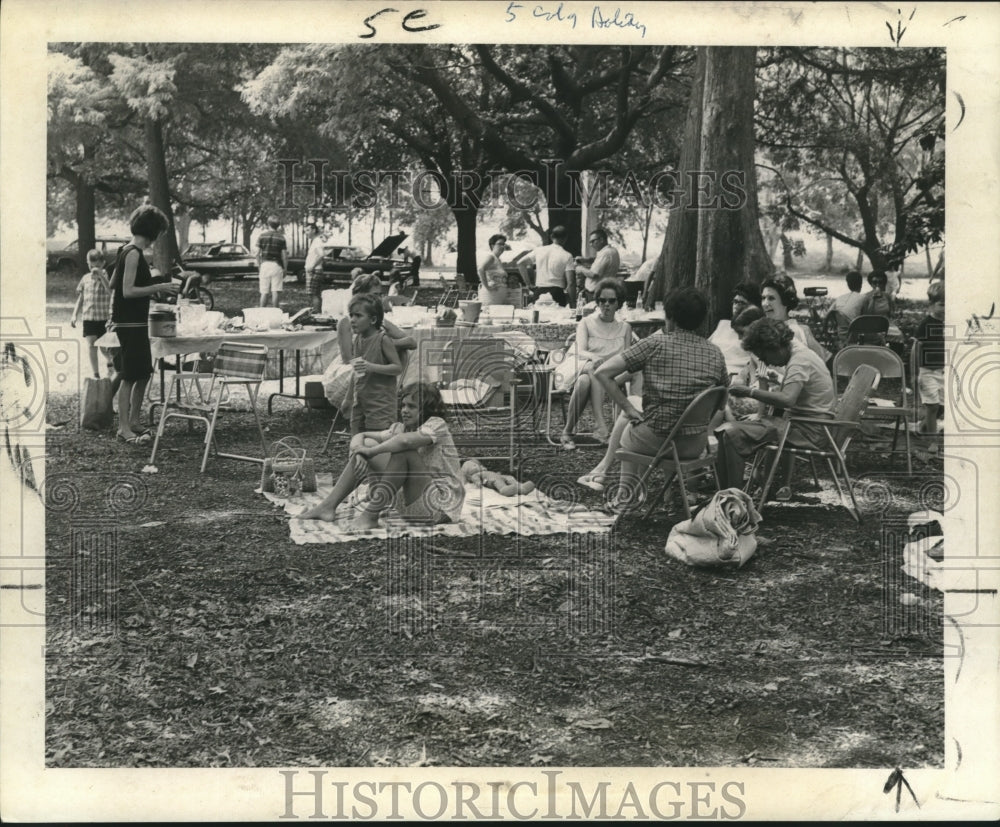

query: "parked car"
left=180, top=242, right=258, bottom=281
left=46, top=237, right=146, bottom=276
left=287, top=232, right=415, bottom=286
left=502, top=250, right=535, bottom=287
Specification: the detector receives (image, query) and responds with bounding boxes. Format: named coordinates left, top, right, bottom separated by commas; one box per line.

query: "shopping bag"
left=80, top=377, right=113, bottom=430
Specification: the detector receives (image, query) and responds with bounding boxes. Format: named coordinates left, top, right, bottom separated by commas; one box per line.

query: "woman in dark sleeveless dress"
left=109, top=205, right=178, bottom=444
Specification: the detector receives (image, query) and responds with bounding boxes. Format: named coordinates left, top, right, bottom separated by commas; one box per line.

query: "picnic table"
left=96, top=327, right=339, bottom=411
left=394, top=310, right=665, bottom=386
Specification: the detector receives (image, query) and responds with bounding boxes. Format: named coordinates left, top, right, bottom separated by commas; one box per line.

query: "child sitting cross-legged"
left=299, top=382, right=465, bottom=529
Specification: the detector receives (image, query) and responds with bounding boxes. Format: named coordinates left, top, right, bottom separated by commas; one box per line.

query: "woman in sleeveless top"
left=559, top=278, right=635, bottom=449
left=478, top=233, right=512, bottom=307
left=109, top=205, right=178, bottom=444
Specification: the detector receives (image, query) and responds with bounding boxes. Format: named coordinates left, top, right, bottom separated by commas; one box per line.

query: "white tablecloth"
left=96, top=328, right=338, bottom=359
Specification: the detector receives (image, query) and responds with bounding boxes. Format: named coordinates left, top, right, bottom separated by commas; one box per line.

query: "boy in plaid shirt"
left=70, top=249, right=114, bottom=378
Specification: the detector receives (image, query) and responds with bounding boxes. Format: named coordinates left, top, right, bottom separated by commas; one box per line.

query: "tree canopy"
left=756, top=47, right=945, bottom=272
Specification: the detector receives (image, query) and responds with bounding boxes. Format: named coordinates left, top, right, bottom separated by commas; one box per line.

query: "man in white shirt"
left=517, top=225, right=575, bottom=306
left=826, top=269, right=866, bottom=345
left=304, top=223, right=327, bottom=312
left=576, top=227, right=621, bottom=299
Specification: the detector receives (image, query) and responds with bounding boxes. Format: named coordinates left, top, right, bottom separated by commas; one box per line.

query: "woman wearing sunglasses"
left=559, top=277, right=638, bottom=449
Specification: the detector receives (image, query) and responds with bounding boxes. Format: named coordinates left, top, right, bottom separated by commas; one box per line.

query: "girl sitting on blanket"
left=299, top=382, right=465, bottom=528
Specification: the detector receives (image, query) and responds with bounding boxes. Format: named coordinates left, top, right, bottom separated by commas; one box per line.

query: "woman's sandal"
left=576, top=472, right=607, bottom=492
left=559, top=433, right=576, bottom=450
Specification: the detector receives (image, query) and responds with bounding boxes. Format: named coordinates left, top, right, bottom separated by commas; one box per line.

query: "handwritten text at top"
left=504, top=2, right=647, bottom=38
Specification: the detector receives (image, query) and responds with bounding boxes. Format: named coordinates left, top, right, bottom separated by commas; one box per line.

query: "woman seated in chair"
left=760, top=274, right=829, bottom=361
left=299, top=382, right=465, bottom=528
left=715, top=318, right=836, bottom=496
left=559, top=277, right=637, bottom=448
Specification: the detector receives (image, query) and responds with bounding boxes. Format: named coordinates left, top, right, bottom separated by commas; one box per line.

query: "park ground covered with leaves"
left=43, top=277, right=944, bottom=768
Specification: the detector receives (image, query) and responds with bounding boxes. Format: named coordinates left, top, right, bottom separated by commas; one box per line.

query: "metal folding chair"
left=846, top=314, right=890, bottom=345
left=615, top=386, right=729, bottom=520
left=745, top=364, right=879, bottom=522
left=149, top=342, right=269, bottom=472
left=833, top=345, right=915, bottom=474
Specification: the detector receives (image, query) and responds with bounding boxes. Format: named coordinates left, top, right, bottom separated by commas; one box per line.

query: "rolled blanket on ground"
left=664, top=487, right=762, bottom=567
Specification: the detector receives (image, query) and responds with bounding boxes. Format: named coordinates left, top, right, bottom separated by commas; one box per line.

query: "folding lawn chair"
left=615, top=385, right=729, bottom=521
left=439, top=336, right=520, bottom=472
left=149, top=341, right=269, bottom=472
left=832, top=345, right=915, bottom=474
left=745, top=363, right=880, bottom=523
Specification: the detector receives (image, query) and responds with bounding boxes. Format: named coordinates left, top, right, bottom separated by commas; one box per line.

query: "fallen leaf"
left=186, top=653, right=198, bottom=669
left=764, top=682, right=779, bottom=692
left=530, top=753, right=554, bottom=765
left=668, top=628, right=683, bottom=639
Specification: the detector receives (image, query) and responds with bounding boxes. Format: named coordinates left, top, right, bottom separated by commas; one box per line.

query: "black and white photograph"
left=1, top=1, right=998, bottom=821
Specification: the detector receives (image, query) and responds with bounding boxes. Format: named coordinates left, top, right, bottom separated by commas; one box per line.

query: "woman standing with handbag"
left=109, top=205, right=178, bottom=444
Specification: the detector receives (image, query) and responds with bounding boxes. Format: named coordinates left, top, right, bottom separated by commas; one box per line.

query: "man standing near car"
left=576, top=227, right=621, bottom=302
left=256, top=214, right=288, bottom=308
left=304, top=222, right=327, bottom=313
left=517, top=225, right=575, bottom=307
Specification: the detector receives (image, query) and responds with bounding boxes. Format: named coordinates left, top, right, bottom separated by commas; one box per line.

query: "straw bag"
left=261, top=436, right=317, bottom=495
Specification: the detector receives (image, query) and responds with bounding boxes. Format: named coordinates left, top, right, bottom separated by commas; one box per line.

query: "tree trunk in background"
left=856, top=249, right=865, bottom=270
left=542, top=164, right=584, bottom=258
left=825, top=234, right=834, bottom=272
left=640, top=202, right=653, bottom=262
left=144, top=117, right=180, bottom=273
left=454, top=208, right=478, bottom=287
left=924, top=245, right=933, bottom=277
left=780, top=234, right=795, bottom=270
left=646, top=47, right=704, bottom=308
left=647, top=47, right=773, bottom=329
left=76, top=175, right=96, bottom=275
left=175, top=206, right=191, bottom=255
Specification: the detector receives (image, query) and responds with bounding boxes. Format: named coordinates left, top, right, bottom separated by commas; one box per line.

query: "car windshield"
left=184, top=244, right=216, bottom=256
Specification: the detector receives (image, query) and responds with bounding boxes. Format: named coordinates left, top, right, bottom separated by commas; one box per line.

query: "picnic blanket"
left=261, top=474, right=617, bottom=544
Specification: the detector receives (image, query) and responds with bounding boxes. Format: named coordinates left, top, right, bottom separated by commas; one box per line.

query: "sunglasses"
left=596, top=297, right=618, bottom=305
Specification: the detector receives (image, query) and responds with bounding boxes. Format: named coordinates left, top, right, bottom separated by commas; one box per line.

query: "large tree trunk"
left=542, top=163, right=584, bottom=257
left=825, top=233, right=834, bottom=272
left=76, top=176, right=96, bottom=276
left=144, top=117, right=180, bottom=274
left=453, top=207, right=478, bottom=287
left=647, top=47, right=773, bottom=328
